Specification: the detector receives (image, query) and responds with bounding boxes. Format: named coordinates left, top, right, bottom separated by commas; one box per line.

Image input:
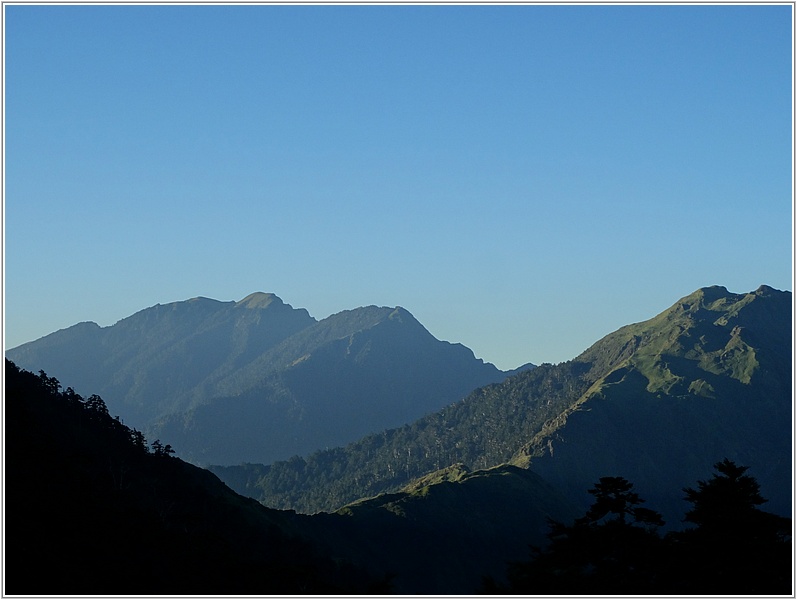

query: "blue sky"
left=4, top=4, right=793, bottom=370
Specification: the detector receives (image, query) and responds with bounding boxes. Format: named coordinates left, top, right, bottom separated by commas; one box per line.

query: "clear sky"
left=3, top=4, right=793, bottom=370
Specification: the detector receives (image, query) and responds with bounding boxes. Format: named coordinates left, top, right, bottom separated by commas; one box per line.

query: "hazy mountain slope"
left=7, top=294, right=512, bottom=465
left=6, top=293, right=316, bottom=424
left=213, top=285, right=791, bottom=520
left=510, top=284, right=792, bottom=523
left=153, top=306, right=508, bottom=464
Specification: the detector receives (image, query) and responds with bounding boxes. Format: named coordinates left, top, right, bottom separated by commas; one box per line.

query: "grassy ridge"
left=512, top=285, right=792, bottom=523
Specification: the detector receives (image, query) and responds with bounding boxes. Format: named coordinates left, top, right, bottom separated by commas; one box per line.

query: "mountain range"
left=4, top=284, right=793, bottom=594
left=7, top=293, right=526, bottom=464
left=211, top=285, right=792, bottom=526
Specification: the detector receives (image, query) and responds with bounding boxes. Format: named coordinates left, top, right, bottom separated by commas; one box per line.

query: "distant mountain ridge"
left=212, top=285, right=791, bottom=523
left=7, top=292, right=520, bottom=465
left=6, top=292, right=316, bottom=423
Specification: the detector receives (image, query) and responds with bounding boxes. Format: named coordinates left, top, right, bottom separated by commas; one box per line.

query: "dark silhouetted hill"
left=3, top=360, right=387, bottom=595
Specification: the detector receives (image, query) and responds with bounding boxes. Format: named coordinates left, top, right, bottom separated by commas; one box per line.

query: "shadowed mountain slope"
left=290, top=463, right=580, bottom=594
left=3, top=360, right=387, bottom=595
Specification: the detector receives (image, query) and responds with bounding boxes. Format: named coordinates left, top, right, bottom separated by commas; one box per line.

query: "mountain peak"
left=754, top=284, right=781, bottom=296
left=693, top=285, right=730, bottom=303
left=235, top=292, right=282, bottom=309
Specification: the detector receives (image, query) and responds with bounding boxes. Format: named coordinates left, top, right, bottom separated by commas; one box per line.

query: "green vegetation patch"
left=687, top=379, right=715, bottom=398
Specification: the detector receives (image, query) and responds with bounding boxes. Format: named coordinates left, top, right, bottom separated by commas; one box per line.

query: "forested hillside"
left=213, top=285, right=792, bottom=521
left=211, top=361, right=592, bottom=512
left=3, top=360, right=386, bottom=595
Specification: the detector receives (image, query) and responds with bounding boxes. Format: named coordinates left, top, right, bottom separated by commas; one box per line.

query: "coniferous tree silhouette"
left=683, top=458, right=766, bottom=529
left=150, top=439, right=175, bottom=457
left=667, top=458, right=792, bottom=594
left=504, top=476, right=666, bottom=594
left=579, top=476, right=665, bottom=528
